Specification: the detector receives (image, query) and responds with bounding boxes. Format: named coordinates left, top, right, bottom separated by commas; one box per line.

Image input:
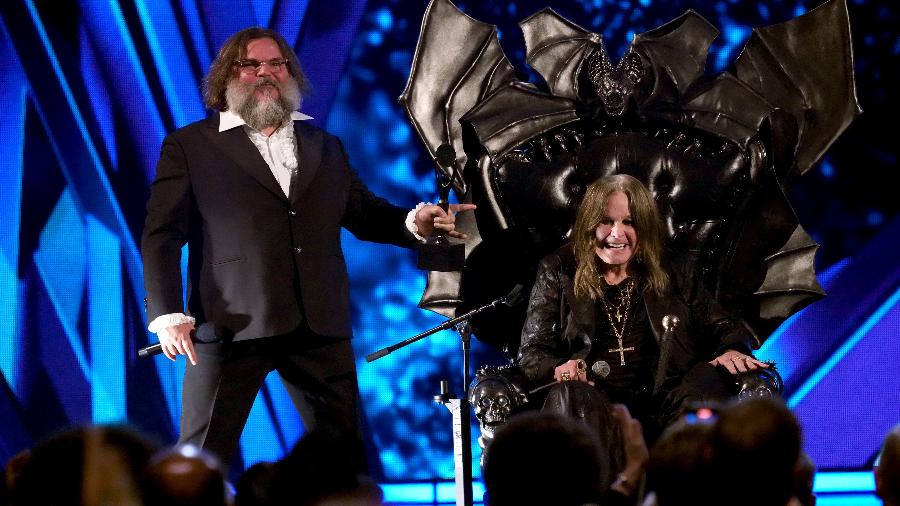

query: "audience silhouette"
left=2, top=409, right=892, bottom=506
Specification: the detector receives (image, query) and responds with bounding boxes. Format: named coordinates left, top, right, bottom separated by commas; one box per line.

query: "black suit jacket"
left=141, top=115, right=415, bottom=341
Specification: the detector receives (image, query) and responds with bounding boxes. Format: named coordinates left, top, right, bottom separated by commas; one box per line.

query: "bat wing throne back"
left=400, top=0, right=859, bottom=440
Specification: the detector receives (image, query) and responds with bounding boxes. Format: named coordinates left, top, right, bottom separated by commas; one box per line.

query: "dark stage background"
left=0, top=0, right=897, bottom=486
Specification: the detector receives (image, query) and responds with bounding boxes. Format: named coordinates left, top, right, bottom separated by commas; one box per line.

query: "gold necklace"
left=601, top=278, right=635, bottom=366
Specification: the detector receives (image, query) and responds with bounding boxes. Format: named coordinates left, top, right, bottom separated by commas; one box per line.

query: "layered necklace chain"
left=601, top=277, right=635, bottom=366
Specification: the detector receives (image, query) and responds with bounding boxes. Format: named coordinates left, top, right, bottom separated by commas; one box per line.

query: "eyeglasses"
left=233, top=59, right=289, bottom=73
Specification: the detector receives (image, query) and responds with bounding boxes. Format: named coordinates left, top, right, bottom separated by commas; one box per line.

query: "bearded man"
left=141, top=27, right=471, bottom=465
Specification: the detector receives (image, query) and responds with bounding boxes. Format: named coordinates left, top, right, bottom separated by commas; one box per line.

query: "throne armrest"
left=469, top=361, right=785, bottom=464
left=735, top=362, right=784, bottom=400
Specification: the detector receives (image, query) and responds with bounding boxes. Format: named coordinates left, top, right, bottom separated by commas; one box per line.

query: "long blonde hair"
left=572, top=174, right=669, bottom=300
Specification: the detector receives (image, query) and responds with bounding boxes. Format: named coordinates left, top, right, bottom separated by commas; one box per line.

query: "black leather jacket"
left=518, top=245, right=757, bottom=386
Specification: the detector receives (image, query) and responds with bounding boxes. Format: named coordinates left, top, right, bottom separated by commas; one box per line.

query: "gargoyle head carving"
left=585, top=40, right=645, bottom=117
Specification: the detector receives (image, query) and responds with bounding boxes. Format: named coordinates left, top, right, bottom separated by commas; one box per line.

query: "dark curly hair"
left=202, top=27, right=310, bottom=112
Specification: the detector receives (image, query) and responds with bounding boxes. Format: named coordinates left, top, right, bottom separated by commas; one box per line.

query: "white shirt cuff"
left=406, top=202, right=433, bottom=242
left=148, top=313, right=196, bottom=333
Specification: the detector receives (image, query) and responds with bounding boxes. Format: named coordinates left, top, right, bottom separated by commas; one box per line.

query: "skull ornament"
left=469, top=365, right=530, bottom=465
left=736, top=366, right=784, bottom=401
left=471, top=377, right=516, bottom=428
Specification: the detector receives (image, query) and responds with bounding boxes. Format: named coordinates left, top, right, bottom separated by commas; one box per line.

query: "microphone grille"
left=435, top=144, right=456, bottom=168
left=592, top=360, right=611, bottom=379
left=662, top=314, right=680, bottom=332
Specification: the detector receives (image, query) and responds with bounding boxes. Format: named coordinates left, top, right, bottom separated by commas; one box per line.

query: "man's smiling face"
left=594, top=191, right=637, bottom=268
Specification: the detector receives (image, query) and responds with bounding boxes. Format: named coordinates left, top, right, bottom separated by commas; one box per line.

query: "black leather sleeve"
left=518, top=253, right=569, bottom=385
left=691, top=286, right=759, bottom=357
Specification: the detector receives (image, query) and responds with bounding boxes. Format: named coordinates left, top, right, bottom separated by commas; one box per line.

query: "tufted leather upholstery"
left=455, top=121, right=774, bottom=356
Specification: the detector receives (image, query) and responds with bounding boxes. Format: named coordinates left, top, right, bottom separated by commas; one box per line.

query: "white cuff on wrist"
left=405, top=202, right=433, bottom=242
left=148, top=313, right=196, bottom=333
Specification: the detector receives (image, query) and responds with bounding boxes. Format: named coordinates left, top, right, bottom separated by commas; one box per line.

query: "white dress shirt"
left=219, top=109, right=313, bottom=197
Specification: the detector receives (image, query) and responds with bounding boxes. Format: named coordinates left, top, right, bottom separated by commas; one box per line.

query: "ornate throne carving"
left=400, top=0, right=859, bottom=448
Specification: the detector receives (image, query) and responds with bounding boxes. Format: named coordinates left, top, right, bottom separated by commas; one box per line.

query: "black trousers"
left=178, top=327, right=360, bottom=467
left=542, top=363, right=734, bottom=477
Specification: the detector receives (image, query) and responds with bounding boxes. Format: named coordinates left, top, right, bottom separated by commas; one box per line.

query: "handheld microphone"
left=138, top=324, right=224, bottom=358
left=499, top=284, right=526, bottom=308
left=434, top=144, right=457, bottom=211
left=417, top=144, right=466, bottom=272
left=528, top=359, right=611, bottom=395
left=138, top=343, right=166, bottom=358
left=591, top=360, right=611, bottom=379
left=662, top=315, right=680, bottom=333
left=654, top=314, right=679, bottom=392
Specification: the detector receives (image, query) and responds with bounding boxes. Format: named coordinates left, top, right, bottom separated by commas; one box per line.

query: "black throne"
left=400, top=0, right=859, bottom=452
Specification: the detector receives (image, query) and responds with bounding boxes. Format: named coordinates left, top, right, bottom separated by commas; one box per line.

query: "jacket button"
left=289, top=210, right=297, bottom=216
left=294, top=247, right=302, bottom=254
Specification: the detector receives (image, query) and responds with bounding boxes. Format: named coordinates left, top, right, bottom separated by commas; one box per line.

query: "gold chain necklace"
left=601, top=278, right=635, bottom=366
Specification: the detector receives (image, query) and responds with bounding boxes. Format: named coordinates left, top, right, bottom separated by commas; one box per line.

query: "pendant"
left=615, top=309, right=622, bottom=322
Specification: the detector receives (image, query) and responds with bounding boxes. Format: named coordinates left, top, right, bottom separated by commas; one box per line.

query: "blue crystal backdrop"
left=0, top=0, right=896, bottom=482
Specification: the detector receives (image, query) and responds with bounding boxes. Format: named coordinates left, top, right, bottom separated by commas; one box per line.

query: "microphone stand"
left=365, top=295, right=510, bottom=363
left=434, top=322, right=474, bottom=506
left=367, top=294, right=515, bottom=506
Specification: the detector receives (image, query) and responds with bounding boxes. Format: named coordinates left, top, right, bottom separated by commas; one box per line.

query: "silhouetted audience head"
left=270, top=428, right=382, bottom=506
left=142, top=444, right=227, bottom=506
left=235, top=461, right=277, bottom=506
left=2, top=449, right=31, bottom=506
left=876, top=424, right=900, bottom=506
left=9, top=425, right=157, bottom=506
left=646, top=414, right=716, bottom=506
left=483, top=411, right=607, bottom=506
left=793, top=452, right=816, bottom=506
left=710, top=398, right=801, bottom=506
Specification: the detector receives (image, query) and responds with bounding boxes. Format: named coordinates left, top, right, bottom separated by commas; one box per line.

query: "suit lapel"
left=291, top=122, right=323, bottom=204
left=203, top=115, right=287, bottom=201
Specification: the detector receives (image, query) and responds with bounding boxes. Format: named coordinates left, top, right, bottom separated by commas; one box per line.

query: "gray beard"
left=225, top=76, right=301, bottom=131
